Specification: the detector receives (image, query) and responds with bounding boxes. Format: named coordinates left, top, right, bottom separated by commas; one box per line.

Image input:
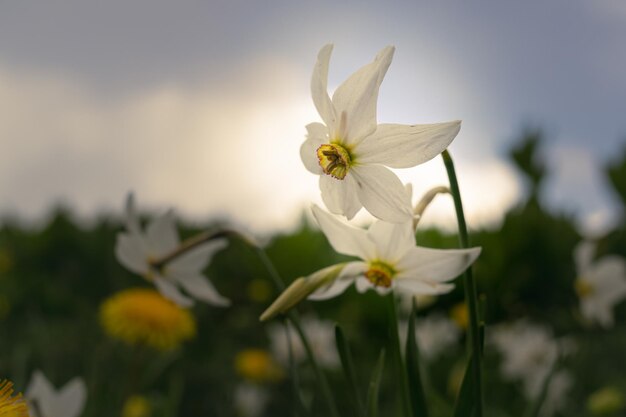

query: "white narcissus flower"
left=268, top=316, right=340, bottom=369
left=301, top=44, right=462, bottom=223
left=574, top=241, right=626, bottom=327
left=234, top=383, right=269, bottom=417
left=307, top=205, right=480, bottom=299
left=26, top=371, right=86, bottom=417
left=115, top=193, right=230, bottom=307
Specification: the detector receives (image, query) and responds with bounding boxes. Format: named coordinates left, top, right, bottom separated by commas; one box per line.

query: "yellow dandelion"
left=100, top=288, right=196, bottom=351
left=122, top=395, right=151, bottom=417
left=0, top=379, right=29, bottom=417
left=234, top=349, right=284, bottom=384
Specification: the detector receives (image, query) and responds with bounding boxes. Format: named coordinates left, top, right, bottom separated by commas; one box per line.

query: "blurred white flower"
left=268, top=316, right=339, bottom=369
left=26, top=370, right=86, bottom=417
left=490, top=321, right=572, bottom=416
left=234, top=383, right=269, bottom=417
left=574, top=241, right=626, bottom=327
left=115, top=193, right=229, bottom=307
left=415, top=314, right=461, bottom=361
left=301, top=44, right=461, bottom=223
left=306, top=205, right=480, bottom=300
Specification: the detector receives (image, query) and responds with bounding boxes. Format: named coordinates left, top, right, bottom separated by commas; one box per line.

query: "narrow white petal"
left=115, top=233, right=149, bottom=275
left=332, top=46, right=394, bottom=145
left=367, top=219, right=415, bottom=262
left=154, top=275, right=194, bottom=307
left=351, top=165, right=413, bottom=223
left=394, top=279, right=455, bottom=296
left=311, top=44, right=336, bottom=130
left=300, top=123, right=327, bottom=174
left=124, top=192, right=142, bottom=235
left=312, top=205, right=375, bottom=259
left=354, top=121, right=461, bottom=168
left=309, top=261, right=365, bottom=300
left=174, top=274, right=231, bottom=307
left=167, top=238, right=228, bottom=275
left=146, top=210, right=180, bottom=256
left=319, top=174, right=362, bottom=220
left=574, top=241, right=595, bottom=273
left=395, top=246, right=481, bottom=283
left=55, top=378, right=87, bottom=417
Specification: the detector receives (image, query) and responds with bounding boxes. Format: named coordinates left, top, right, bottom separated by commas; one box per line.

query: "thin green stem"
left=386, top=294, right=413, bottom=417
left=254, top=246, right=340, bottom=417
left=441, top=150, right=483, bottom=417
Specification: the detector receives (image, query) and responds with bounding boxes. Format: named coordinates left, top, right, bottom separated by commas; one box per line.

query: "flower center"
left=317, top=143, right=352, bottom=180
left=365, top=261, right=395, bottom=288
left=575, top=278, right=594, bottom=298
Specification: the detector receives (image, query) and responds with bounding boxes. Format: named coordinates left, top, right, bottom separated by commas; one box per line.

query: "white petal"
left=174, top=274, right=231, bottom=307
left=351, top=165, right=413, bottom=223
left=308, top=261, right=365, bottom=300
left=312, top=205, right=375, bottom=259
left=367, top=219, right=415, bottom=262
left=300, top=123, right=327, bottom=174
left=394, top=279, right=455, bottom=296
left=115, top=233, right=149, bottom=275
left=124, top=192, right=142, bottom=235
left=395, top=246, right=481, bottom=283
left=146, top=210, right=180, bottom=256
left=332, top=46, right=394, bottom=144
left=154, top=275, right=194, bottom=307
left=354, top=121, right=461, bottom=168
left=574, top=241, right=595, bottom=273
left=355, top=276, right=373, bottom=293
left=311, top=44, right=336, bottom=130
left=319, top=174, right=362, bottom=220
left=26, top=371, right=55, bottom=412
left=589, top=256, right=626, bottom=304
left=167, top=238, right=228, bottom=275
left=54, top=378, right=87, bottom=417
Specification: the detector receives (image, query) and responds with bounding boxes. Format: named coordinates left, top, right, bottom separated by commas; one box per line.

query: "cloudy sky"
left=1, top=1, right=625, bottom=234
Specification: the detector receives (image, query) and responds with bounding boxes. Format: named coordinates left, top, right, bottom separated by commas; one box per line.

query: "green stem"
left=441, top=150, right=483, bottom=417
left=254, top=246, right=340, bottom=417
left=386, top=294, right=413, bottom=417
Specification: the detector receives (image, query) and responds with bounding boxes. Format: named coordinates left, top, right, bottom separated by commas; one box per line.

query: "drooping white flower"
left=490, top=321, right=573, bottom=416
left=115, top=193, right=229, bottom=307
left=26, top=370, right=86, bottom=417
left=301, top=44, right=462, bottom=223
left=268, top=315, right=339, bottom=369
left=307, top=205, right=480, bottom=300
left=574, top=241, right=626, bottom=327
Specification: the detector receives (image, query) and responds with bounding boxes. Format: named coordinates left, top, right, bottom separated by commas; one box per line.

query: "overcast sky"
left=1, top=1, right=625, bottom=234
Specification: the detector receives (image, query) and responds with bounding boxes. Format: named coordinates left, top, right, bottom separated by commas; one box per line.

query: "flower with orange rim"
left=0, top=379, right=29, bottom=417
left=100, top=288, right=196, bottom=351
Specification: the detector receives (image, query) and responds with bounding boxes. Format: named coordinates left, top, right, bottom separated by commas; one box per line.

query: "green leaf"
left=366, top=349, right=386, bottom=417
left=452, top=351, right=477, bottom=417
left=386, top=294, right=413, bottom=417
left=406, top=301, right=429, bottom=417
left=335, top=324, right=366, bottom=417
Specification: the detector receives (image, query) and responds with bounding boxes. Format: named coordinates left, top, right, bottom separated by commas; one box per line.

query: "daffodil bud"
left=260, top=264, right=347, bottom=321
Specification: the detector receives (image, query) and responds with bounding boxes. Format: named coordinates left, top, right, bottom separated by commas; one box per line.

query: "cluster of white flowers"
left=490, top=321, right=573, bottom=417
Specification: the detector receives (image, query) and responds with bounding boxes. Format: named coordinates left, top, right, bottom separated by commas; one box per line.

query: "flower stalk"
left=149, top=229, right=234, bottom=271
left=441, top=149, right=483, bottom=417
left=252, top=244, right=340, bottom=417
